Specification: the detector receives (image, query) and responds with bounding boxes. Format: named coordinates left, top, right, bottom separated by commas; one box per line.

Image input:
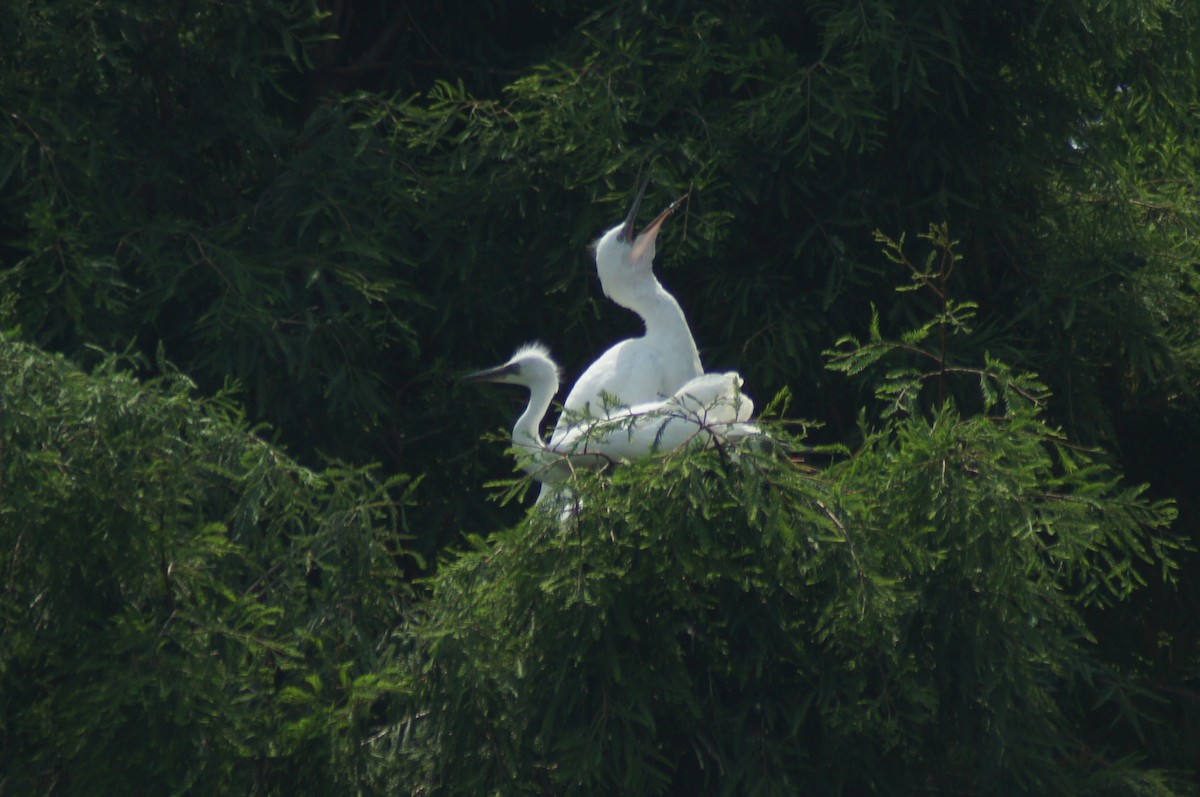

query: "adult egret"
left=554, top=181, right=702, bottom=445
left=462, top=344, right=756, bottom=486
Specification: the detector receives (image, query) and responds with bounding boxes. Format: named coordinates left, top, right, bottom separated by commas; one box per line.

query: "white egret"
left=553, top=181, right=702, bottom=445
left=462, top=344, right=756, bottom=487
left=461, top=342, right=564, bottom=480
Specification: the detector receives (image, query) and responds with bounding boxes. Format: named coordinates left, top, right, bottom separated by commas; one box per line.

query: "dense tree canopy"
left=0, top=334, right=416, bottom=793
left=2, top=0, right=1198, bottom=793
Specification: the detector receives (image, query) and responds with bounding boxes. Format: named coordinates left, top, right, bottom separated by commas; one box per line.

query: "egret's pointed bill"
left=460, top=361, right=520, bottom=383
left=618, top=177, right=652, bottom=243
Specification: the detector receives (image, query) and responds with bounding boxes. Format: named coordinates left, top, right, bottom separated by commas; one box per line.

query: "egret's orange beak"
left=631, top=193, right=688, bottom=261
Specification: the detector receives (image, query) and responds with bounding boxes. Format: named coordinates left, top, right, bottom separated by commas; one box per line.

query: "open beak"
left=631, top=192, right=689, bottom=261
left=460, top=361, right=519, bottom=384
left=618, top=177, right=652, bottom=243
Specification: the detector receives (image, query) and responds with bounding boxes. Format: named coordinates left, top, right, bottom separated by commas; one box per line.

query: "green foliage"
left=4, top=0, right=1199, bottom=554
left=2, top=0, right=1199, bottom=792
left=393, top=223, right=1187, bottom=794
left=1, top=0, right=426, bottom=458
left=0, top=333, right=416, bottom=794
left=398, top=391, right=1180, bottom=794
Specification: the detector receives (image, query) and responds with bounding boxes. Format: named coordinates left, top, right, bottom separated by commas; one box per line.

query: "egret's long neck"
left=626, top=279, right=699, bottom=359
left=512, top=378, right=557, bottom=454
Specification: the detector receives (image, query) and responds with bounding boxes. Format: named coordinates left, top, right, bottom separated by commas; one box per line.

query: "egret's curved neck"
left=625, top=279, right=696, bottom=350
left=512, top=378, right=557, bottom=455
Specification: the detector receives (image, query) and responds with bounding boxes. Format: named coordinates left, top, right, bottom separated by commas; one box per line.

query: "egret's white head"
left=460, top=342, right=561, bottom=391
left=592, top=181, right=687, bottom=309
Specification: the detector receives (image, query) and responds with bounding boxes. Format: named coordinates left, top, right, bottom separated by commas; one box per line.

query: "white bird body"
left=558, top=370, right=755, bottom=463
left=462, top=345, right=755, bottom=487
left=552, top=185, right=701, bottom=446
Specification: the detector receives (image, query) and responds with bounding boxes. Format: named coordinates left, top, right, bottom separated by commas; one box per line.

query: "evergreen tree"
left=394, top=234, right=1184, bottom=794
left=0, top=333, right=415, bottom=794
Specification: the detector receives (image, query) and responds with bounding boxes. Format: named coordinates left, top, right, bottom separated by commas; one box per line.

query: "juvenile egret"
left=461, top=342, right=563, bottom=480
left=554, top=181, right=702, bottom=444
left=462, top=344, right=756, bottom=486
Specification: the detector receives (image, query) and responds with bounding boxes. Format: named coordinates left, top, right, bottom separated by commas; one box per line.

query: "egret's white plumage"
left=462, top=344, right=755, bottom=487
left=460, top=343, right=561, bottom=479
left=560, top=370, right=756, bottom=463
left=552, top=182, right=702, bottom=447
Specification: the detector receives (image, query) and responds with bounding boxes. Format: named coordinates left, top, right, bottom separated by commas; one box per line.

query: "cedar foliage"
left=396, top=234, right=1182, bottom=795
left=0, top=334, right=416, bottom=794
